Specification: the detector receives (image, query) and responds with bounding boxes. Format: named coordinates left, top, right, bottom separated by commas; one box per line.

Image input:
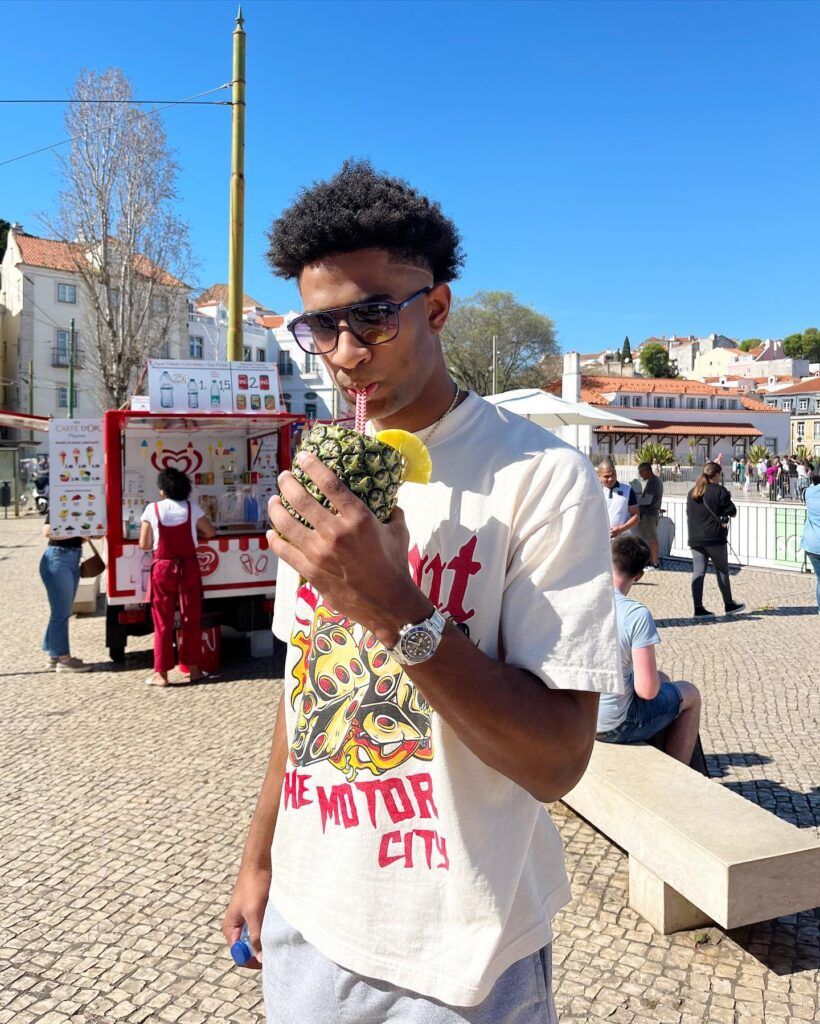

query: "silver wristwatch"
left=388, top=608, right=447, bottom=666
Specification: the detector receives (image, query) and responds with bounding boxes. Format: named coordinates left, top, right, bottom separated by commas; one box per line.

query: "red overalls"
left=150, top=501, right=202, bottom=673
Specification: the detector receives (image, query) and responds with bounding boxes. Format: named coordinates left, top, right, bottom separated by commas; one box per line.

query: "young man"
left=597, top=458, right=639, bottom=539
left=596, top=536, right=701, bottom=763
left=634, top=461, right=663, bottom=570
left=222, top=161, right=622, bottom=1023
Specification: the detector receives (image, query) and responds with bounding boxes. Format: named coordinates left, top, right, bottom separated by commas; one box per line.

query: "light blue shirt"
left=801, top=484, right=820, bottom=556
left=597, top=590, right=661, bottom=732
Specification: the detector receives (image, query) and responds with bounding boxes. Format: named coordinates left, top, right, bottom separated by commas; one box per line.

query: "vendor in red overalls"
left=138, top=468, right=216, bottom=687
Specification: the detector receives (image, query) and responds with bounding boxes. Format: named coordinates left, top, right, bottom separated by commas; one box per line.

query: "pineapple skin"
left=282, top=424, right=404, bottom=526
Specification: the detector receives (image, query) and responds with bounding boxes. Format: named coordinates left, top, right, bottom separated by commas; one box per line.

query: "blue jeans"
left=39, top=546, right=81, bottom=657
left=807, top=552, right=820, bottom=613
left=596, top=681, right=682, bottom=744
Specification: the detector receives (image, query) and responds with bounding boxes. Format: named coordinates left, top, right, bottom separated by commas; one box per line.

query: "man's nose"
left=329, top=320, right=371, bottom=371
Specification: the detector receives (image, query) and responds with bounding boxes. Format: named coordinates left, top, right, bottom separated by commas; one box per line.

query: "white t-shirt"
left=140, top=498, right=205, bottom=551
left=267, top=392, right=622, bottom=1006
left=602, top=481, right=638, bottom=531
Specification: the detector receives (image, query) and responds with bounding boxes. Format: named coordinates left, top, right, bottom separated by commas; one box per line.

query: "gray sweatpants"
left=261, top=902, right=559, bottom=1024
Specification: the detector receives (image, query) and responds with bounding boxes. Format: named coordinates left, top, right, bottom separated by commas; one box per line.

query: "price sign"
left=49, top=419, right=107, bottom=538
left=147, top=360, right=281, bottom=415
left=230, top=362, right=281, bottom=413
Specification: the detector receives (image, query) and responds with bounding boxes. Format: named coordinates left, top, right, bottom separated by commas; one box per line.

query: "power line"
left=0, top=98, right=229, bottom=105
left=0, top=82, right=231, bottom=169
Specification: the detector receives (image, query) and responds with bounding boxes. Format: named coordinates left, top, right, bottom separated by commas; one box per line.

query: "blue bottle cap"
left=230, top=940, right=255, bottom=966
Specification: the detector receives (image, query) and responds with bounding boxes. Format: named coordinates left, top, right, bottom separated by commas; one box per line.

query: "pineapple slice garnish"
left=375, top=430, right=432, bottom=485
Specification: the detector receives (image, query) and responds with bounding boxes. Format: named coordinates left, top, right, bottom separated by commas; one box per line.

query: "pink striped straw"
left=354, top=389, right=367, bottom=434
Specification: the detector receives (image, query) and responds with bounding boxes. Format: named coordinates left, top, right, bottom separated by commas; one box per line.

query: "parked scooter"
left=33, top=472, right=49, bottom=515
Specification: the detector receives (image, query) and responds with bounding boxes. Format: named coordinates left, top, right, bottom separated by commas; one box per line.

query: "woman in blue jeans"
left=40, top=523, right=92, bottom=672
left=801, top=471, right=820, bottom=612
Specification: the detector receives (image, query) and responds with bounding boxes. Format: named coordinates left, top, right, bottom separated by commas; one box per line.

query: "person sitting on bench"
left=596, top=536, right=702, bottom=764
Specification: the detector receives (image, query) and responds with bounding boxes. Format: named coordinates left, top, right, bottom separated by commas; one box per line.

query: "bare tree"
left=43, top=68, right=196, bottom=407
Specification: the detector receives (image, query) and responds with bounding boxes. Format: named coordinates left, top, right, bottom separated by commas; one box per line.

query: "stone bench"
left=562, top=742, right=820, bottom=933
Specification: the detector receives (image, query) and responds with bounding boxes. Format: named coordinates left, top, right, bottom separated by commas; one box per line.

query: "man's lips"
left=344, top=382, right=379, bottom=399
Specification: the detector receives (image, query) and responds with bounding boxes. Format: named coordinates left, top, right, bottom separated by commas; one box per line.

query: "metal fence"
left=660, top=496, right=809, bottom=572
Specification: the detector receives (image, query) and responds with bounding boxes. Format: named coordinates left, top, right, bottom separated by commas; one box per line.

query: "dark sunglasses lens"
left=349, top=302, right=398, bottom=345
left=294, top=313, right=337, bottom=352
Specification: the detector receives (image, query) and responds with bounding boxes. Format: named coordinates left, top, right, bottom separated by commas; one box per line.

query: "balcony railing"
left=52, top=346, right=84, bottom=368
left=278, top=361, right=295, bottom=376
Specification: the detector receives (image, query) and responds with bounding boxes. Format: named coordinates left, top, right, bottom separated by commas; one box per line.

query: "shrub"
left=636, top=442, right=675, bottom=466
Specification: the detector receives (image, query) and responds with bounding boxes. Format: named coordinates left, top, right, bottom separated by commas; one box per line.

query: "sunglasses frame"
left=287, top=286, right=432, bottom=355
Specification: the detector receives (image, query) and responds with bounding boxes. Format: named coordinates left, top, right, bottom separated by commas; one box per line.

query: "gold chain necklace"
left=421, top=383, right=461, bottom=446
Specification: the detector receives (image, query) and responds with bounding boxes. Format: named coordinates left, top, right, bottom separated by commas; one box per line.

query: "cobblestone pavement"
left=1, top=515, right=818, bottom=1024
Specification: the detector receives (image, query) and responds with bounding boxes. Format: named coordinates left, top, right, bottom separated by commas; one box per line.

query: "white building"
left=187, top=285, right=337, bottom=421
left=0, top=226, right=188, bottom=435
left=553, top=354, right=789, bottom=463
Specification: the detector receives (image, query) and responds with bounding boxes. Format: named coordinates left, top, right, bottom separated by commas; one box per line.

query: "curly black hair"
left=157, top=467, right=192, bottom=501
left=266, top=160, right=465, bottom=283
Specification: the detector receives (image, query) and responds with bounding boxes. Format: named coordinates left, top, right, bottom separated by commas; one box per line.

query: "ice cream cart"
left=103, top=407, right=297, bottom=663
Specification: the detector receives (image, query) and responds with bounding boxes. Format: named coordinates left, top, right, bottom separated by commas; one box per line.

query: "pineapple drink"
left=283, top=390, right=431, bottom=525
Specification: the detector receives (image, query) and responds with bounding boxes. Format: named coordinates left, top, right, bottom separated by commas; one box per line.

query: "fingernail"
left=296, top=451, right=309, bottom=465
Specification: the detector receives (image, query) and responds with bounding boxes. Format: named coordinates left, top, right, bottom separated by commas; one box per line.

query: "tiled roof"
left=197, top=283, right=268, bottom=310
left=769, top=378, right=820, bottom=396
left=16, top=233, right=85, bottom=272
left=596, top=422, right=762, bottom=438
left=260, top=315, right=284, bottom=328
left=14, top=231, right=184, bottom=286
left=546, top=376, right=781, bottom=413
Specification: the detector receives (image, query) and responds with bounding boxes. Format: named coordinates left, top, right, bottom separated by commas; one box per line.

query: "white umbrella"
left=483, top=389, right=645, bottom=429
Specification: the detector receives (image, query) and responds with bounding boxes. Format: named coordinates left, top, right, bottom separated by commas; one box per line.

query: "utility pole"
left=227, top=6, right=246, bottom=362
left=28, top=360, right=34, bottom=442
left=491, top=334, right=498, bottom=395
left=68, top=318, right=76, bottom=419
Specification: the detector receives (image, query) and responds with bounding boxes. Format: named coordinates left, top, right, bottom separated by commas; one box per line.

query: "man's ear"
left=428, top=283, right=451, bottom=334
left=634, top=571, right=644, bottom=583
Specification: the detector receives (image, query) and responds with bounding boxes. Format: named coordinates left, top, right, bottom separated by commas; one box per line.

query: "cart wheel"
left=109, top=644, right=126, bottom=665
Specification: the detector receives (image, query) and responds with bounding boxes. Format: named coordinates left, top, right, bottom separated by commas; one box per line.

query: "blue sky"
left=2, top=0, right=817, bottom=350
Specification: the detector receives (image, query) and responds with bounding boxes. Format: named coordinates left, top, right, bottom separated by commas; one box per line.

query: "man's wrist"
left=372, top=593, right=436, bottom=648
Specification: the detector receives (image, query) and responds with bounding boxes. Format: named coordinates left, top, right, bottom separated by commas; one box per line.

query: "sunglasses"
left=287, top=286, right=432, bottom=355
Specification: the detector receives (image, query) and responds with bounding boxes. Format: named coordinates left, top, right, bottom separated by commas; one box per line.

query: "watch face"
left=401, top=626, right=435, bottom=662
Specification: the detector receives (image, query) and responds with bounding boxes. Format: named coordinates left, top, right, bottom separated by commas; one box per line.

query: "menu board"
left=49, top=419, right=107, bottom=539
left=148, top=360, right=281, bottom=415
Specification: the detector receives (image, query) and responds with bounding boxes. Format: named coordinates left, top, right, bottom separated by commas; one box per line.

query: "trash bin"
left=0, top=482, right=10, bottom=508
left=657, top=515, right=675, bottom=559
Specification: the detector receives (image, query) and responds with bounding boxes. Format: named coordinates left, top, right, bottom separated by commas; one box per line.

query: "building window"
left=686, top=398, right=696, bottom=409
left=629, top=396, right=640, bottom=407
left=282, top=392, right=292, bottom=413
left=56, top=329, right=73, bottom=362
left=653, top=397, right=664, bottom=408
left=815, top=399, right=820, bottom=413
left=305, top=402, right=317, bottom=419
left=189, top=336, right=204, bottom=359
left=717, top=399, right=726, bottom=410
left=733, top=443, right=746, bottom=458
left=243, top=346, right=252, bottom=361
left=765, top=437, right=777, bottom=449
left=305, top=353, right=318, bottom=374
left=57, top=386, right=79, bottom=408
left=815, top=423, right=820, bottom=439
left=666, top=397, right=675, bottom=408
left=799, top=399, right=809, bottom=411
left=57, top=283, right=77, bottom=303
left=728, top=400, right=737, bottom=409
left=698, top=399, right=707, bottom=410
left=257, top=349, right=267, bottom=362
left=796, top=422, right=805, bottom=440
left=782, top=399, right=792, bottom=411
left=278, top=353, right=295, bottom=376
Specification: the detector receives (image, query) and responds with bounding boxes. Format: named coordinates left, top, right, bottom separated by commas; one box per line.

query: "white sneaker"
left=56, top=657, right=91, bottom=673
left=47, top=657, right=58, bottom=670
left=644, top=564, right=657, bottom=572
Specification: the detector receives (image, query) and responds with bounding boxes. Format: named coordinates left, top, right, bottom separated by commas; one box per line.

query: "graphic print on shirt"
left=286, top=534, right=483, bottom=783
left=288, top=600, right=434, bottom=781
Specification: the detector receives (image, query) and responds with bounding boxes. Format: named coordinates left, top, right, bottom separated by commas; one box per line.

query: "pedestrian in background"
left=597, top=459, right=640, bottom=539
left=39, top=519, right=93, bottom=672
left=744, top=456, right=754, bottom=495
left=686, top=462, right=745, bottom=619
left=139, top=468, right=216, bottom=687
left=765, top=460, right=778, bottom=501
left=801, top=470, right=820, bottom=613
left=635, top=461, right=663, bottom=570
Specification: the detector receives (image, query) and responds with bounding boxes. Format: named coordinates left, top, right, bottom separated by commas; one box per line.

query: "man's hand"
left=221, top=864, right=271, bottom=971
left=267, top=452, right=431, bottom=646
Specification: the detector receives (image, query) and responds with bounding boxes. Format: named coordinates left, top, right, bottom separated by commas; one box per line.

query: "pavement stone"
left=1, top=515, right=818, bottom=1022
